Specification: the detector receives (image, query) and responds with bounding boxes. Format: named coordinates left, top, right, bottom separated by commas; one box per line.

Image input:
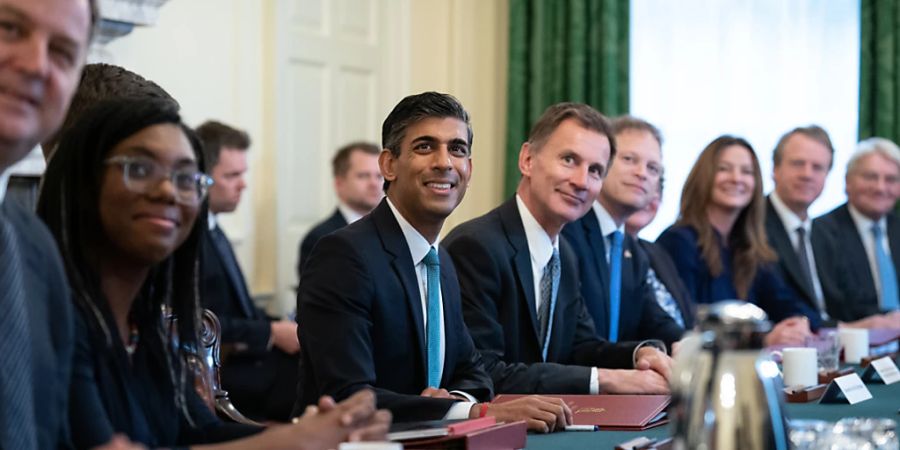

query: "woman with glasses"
left=37, top=98, right=389, bottom=449
left=656, top=136, right=819, bottom=346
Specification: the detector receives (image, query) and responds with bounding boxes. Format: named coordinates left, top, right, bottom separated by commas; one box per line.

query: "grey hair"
left=847, top=137, right=900, bottom=176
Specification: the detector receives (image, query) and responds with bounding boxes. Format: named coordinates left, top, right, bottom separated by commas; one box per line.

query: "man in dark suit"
left=816, top=138, right=900, bottom=325
left=197, top=121, right=299, bottom=420
left=0, top=0, right=96, bottom=447
left=625, top=182, right=695, bottom=331
left=296, top=92, right=571, bottom=432
left=562, top=116, right=683, bottom=347
left=766, top=126, right=898, bottom=329
left=297, top=141, right=383, bottom=275
left=444, top=103, right=672, bottom=396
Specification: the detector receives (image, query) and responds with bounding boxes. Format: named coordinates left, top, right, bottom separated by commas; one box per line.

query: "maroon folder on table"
left=493, top=394, right=670, bottom=431
left=396, top=420, right=527, bottom=449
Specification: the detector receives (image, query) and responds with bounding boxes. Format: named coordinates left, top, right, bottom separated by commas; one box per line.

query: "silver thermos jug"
left=670, top=300, right=791, bottom=450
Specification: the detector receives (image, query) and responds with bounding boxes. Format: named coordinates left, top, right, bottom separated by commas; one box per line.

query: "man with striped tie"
left=0, top=0, right=96, bottom=448
left=444, top=103, right=672, bottom=396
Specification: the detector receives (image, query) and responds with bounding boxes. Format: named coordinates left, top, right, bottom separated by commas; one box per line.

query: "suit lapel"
left=498, top=199, right=541, bottom=346
left=765, top=199, right=816, bottom=303
left=439, top=256, right=457, bottom=385
left=372, top=201, right=428, bottom=370
left=837, top=205, right=876, bottom=288
left=208, top=227, right=255, bottom=318
left=582, top=213, right=611, bottom=333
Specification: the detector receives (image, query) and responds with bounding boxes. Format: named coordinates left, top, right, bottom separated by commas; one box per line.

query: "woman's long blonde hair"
left=676, top=135, right=775, bottom=299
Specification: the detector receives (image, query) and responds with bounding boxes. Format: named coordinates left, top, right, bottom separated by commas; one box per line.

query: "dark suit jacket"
left=297, top=209, right=347, bottom=276
left=638, top=239, right=696, bottom=330
left=5, top=199, right=73, bottom=448
left=295, top=200, right=492, bottom=421
left=765, top=198, right=858, bottom=324
left=561, top=211, right=685, bottom=346
left=442, top=198, right=640, bottom=395
left=815, top=202, right=900, bottom=319
left=201, top=227, right=270, bottom=355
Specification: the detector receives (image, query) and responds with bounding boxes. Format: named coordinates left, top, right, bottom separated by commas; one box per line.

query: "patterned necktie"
left=646, top=268, right=686, bottom=328
left=794, top=227, right=821, bottom=307
left=608, top=231, right=624, bottom=343
left=872, top=224, right=899, bottom=311
left=423, top=248, right=442, bottom=387
left=0, top=208, right=37, bottom=449
left=537, top=248, right=560, bottom=361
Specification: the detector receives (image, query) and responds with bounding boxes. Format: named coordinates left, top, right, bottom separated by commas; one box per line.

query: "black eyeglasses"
left=105, top=155, right=214, bottom=206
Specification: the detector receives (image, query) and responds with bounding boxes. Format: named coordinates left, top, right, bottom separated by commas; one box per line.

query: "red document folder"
left=493, top=394, right=671, bottom=431
left=397, top=420, right=527, bottom=450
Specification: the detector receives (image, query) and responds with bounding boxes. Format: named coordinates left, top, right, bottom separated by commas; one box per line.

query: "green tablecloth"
left=525, top=367, right=900, bottom=449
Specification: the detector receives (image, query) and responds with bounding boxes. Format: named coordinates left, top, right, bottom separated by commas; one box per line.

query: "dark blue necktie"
left=423, top=248, right=441, bottom=387
left=0, top=208, right=37, bottom=449
left=872, top=224, right=899, bottom=311
left=211, top=225, right=256, bottom=318
left=608, top=231, right=624, bottom=343
left=537, top=248, right=560, bottom=361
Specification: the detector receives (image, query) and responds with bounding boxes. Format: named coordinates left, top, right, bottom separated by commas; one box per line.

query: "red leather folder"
left=398, top=420, right=527, bottom=450
left=493, top=394, right=670, bottom=431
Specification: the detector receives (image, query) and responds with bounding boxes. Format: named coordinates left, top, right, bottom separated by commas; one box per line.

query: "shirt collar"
left=338, top=201, right=365, bottom=224
left=848, top=202, right=887, bottom=233
left=207, top=212, right=218, bottom=231
left=516, top=194, right=557, bottom=268
left=769, top=191, right=810, bottom=233
left=592, top=200, right=624, bottom=238
left=386, top=197, right=436, bottom=265
left=0, top=170, right=8, bottom=205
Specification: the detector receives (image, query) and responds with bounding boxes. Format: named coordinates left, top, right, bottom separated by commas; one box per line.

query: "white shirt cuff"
left=444, top=401, right=477, bottom=419
left=449, top=390, right=477, bottom=402
left=589, top=367, right=599, bottom=394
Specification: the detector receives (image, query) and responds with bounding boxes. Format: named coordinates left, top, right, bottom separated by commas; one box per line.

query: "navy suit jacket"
left=638, top=239, right=696, bottom=330
left=297, top=208, right=347, bottom=277
left=815, top=202, right=900, bottom=319
left=295, top=200, right=492, bottom=421
left=561, top=211, right=685, bottom=346
left=4, top=199, right=73, bottom=448
left=656, top=224, right=821, bottom=329
left=443, top=198, right=639, bottom=395
left=764, top=198, right=859, bottom=324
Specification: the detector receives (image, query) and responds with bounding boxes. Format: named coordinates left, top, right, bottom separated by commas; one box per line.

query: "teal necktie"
left=423, top=248, right=442, bottom=387
left=872, top=224, right=899, bottom=311
left=608, top=231, right=624, bottom=343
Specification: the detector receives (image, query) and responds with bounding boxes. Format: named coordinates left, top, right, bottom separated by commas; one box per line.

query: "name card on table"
left=819, top=373, right=873, bottom=404
left=861, top=357, right=900, bottom=385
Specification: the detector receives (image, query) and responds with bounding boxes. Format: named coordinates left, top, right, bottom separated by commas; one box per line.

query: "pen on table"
left=564, top=424, right=598, bottom=431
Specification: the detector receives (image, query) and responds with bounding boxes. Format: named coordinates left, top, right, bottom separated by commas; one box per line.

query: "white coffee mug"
left=839, top=328, right=869, bottom=364
left=776, top=347, right=818, bottom=388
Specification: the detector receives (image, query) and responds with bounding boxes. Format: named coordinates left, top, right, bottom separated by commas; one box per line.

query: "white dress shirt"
left=769, top=192, right=826, bottom=315
left=0, top=170, right=9, bottom=204
left=516, top=195, right=600, bottom=394
left=592, top=201, right=626, bottom=264
left=848, top=204, right=892, bottom=307
left=337, top=201, right=365, bottom=224
left=385, top=198, right=475, bottom=418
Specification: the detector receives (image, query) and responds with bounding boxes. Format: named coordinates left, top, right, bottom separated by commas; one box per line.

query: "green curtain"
left=859, top=0, right=900, bottom=142
left=504, top=0, right=630, bottom=197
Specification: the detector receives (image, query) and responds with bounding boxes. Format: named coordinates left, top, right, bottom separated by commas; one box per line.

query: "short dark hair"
left=44, top=63, right=179, bottom=158
left=611, top=115, right=663, bottom=147
left=332, top=141, right=380, bottom=177
left=195, top=120, right=251, bottom=169
left=527, top=102, right=617, bottom=167
left=772, top=125, right=834, bottom=169
left=381, top=91, right=472, bottom=190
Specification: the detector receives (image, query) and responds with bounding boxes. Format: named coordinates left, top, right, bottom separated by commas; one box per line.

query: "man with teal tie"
left=444, top=103, right=673, bottom=396
left=295, top=92, right=572, bottom=432
left=817, top=138, right=900, bottom=325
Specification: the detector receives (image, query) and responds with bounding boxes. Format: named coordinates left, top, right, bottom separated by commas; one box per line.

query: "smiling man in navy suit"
left=295, top=92, right=572, bottom=432
left=444, top=104, right=673, bottom=396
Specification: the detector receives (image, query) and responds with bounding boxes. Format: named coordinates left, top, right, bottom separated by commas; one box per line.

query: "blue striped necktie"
left=0, top=209, right=37, bottom=449
left=608, top=231, right=624, bottom=343
left=423, top=248, right=442, bottom=387
left=872, top=224, right=899, bottom=311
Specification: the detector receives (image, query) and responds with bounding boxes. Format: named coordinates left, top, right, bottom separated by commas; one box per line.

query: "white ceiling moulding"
left=90, top=0, right=171, bottom=62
